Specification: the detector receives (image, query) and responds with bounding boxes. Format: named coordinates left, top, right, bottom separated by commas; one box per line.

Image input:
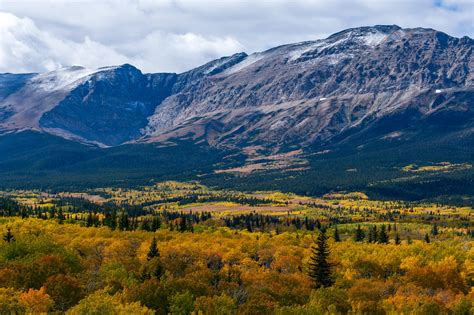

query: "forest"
left=1, top=131, right=473, bottom=207
left=0, top=181, right=472, bottom=314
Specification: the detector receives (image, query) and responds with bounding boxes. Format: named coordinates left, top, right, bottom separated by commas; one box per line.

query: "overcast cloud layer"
left=0, top=0, right=473, bottom=74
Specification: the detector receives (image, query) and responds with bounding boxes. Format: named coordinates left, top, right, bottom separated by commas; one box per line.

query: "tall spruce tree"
left=3, top=227, right=14, bottom=243
left=333, top=226, right=341, bottom=242
left=395, top=233, right=401, bottom=245
left=368, top=225, right=378, bottom=243
left=354, top=225, right=365, bottom=242
left=378, top=225, right=389, bottom=244
left=147, top=237, right=160, bottom=261
left=151, top=217, right=161, bottom=231
left=179, top=217, right=188, bottom=232
left=110, top=209, right=117, bottom=230
left=308, top=229, right=334, bottom=288
left=20, top=208, right=28, bottom=219
left=86, top=212, right=94, bottom=227
left=57, top=209, right=65, bottom=224
left=118, top=211, right=129, bottom=231
left=431, top=223, right=439, bottom=236
left=140, top=220, right=151, bottom=231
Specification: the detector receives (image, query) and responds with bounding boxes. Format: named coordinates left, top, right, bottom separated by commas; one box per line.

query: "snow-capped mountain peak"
left=30, top=66, right=100, bottom=92
left=0, top=25, right=472, bottom=150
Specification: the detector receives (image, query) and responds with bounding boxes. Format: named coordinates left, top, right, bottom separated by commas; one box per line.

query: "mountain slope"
left=144, top=25, right=473, bottom=151
left=1, top=25, right=472, bottom=150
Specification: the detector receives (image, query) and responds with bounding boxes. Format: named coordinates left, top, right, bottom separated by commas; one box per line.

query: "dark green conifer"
left=333, top=226, right=341, bottom=242
left=110, top=209, right=117, bottom=230
left=431, top=223, right=439, bottom=236
left=395, top=233, right=401, bottom=245
left=3, top=227, right=14, bottom=243
left=368, top=225, right=378, bottom=243
left=86, top=212, right=93, bottom=227
left=118, top=211, right=129, bottom=231
left=140, top=220, right=151, bottom=231
left=179, top=217, right=187, bottom=232
left=151, top=217, right=161, bottom=231
left=308, top=229, right=334, bottom=288
left=57, top=209, right=65, bottom=224
left=354, top=225, right=365, bottom=242
left=378, top=225, right=389, bottom=244
left=147, top=237, right=160, bottom=261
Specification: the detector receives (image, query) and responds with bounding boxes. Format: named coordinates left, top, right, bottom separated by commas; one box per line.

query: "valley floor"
left=0, top=181, right=472, bottom=314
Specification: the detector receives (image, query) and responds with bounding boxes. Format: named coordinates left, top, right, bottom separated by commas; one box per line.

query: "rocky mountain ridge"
left=0, top=25, right=472, bottom=150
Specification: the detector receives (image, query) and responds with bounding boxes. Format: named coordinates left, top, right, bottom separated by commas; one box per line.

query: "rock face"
left=0, top=25, right=472, bottom=150
left=39, top=65, right=158, bottom=146
left=144, top=25, right=473, bottom=151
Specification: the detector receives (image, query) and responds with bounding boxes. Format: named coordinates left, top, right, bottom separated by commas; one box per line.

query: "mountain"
left=1, top=25, right=472, bottom=149
left=144, top=25, right=473, bottom=151
left=0, top=25, right=473, bottom=200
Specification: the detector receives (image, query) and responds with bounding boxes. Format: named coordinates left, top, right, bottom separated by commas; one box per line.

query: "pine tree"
left=110, top=209, right=117, bottom=230
left=378, top=225, right=389, bottom=244
left=246, top=220, right=253, bottom=233
left=153, top=260, right=165, bottom=279
left=49, top=207, right=56, bottom=219
left=431, top=223, right=439, bottom=236
left=140, top=220, right=151, bottom=231
left=308, top=229, right=334, bottom=288
left=86, top=212, right=94, bottom=227
left=58, top=209, right=65, bottom=224
left=333, top=226, right=341, bottom=242
left=147, top=237, right=160, bottom=261
left=151, top=217, right=161, bottom=231
left=179, top=217, right=187, bottom=232
left=21, top=208, right=28, bottom=219
left=395, top=233, right=401, bottom=245
left=3, top=227, right=14, bottom=243
left=93, top=214, right=100, bottom=227
left=424, top=233, right=430, bottom=243
left=353, top=225, right=365, bottom=242
left=118, top=211, right=129, bottom=231
left=368, top=225, right=378, bottom=243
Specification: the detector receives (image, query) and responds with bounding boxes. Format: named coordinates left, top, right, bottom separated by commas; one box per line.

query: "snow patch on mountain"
left=29, top=66, right=100, bottom=91
left=30, top=65, right=121, bottom=92
left=325, top=53, right=352, bottom=65
left=288, top=41, right=323, bottom=61
left=223, top=53, right=265, bottom=75
left=288, top=35, right=354, bottom=62
left=359, top=32, right=389, bottom=47
left=203, top=58, right=234, bottom=74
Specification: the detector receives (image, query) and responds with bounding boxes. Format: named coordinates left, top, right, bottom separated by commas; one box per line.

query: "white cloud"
left=118, top=31, right=244, bottom=73
left=0, top=10, right=244, bottom=74
left=0, top=0, right=472, bottom=73
left=0, top=12, right=128, bottom=73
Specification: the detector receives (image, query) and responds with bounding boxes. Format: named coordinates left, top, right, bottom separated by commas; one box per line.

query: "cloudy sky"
left=0, top=0, right=472, bottom=74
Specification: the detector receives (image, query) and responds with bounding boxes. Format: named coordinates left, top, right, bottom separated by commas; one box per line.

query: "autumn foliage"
left=0, top=182, right=472, bottom=314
